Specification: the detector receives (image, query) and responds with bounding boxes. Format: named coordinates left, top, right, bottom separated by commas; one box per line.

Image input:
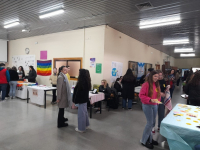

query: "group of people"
left=0, top=63, right=37, bottom=101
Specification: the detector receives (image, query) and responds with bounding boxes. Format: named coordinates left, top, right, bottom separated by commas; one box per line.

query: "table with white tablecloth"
left=15, top=82, right=36, bottom=99
left=27, top=86, right=57, bottom=109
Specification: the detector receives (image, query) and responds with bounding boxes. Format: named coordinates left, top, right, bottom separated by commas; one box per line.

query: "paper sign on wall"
left=90, top=58, right=96, bottom=68
left=96, top=63, right=102, bottom=74
left=40, top=51, right=47, bottom=60
left=12, top=55, right=35, bottom=71
left=111, top=61, right=123, bottom=83
left=138, top=62, right=145, bottom=79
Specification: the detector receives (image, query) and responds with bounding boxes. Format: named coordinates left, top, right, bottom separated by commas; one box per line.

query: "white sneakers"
left=75, top=126, right=90, bottom=133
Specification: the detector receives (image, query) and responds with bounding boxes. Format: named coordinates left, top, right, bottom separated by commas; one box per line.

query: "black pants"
left=176, top=78, right=180, bottom=86
left=57, top=108, right=65, bottom=127
left=52, top=85, right=57, bottom=102
left=190, top=99, right=200, bottom=106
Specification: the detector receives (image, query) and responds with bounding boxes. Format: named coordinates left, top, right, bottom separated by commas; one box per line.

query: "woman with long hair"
left=73, top=69, right=91, bottom=132
left=139, top=70, right=161, bottom=149
left=28, top=66, right=37, bottom=83
left=185, top=71, right=200, bottom=106
left=121, top=69, right=136, bottom=110
left=167, top=69, right=176, bottom=98
left=18, top=66, right=25, bottom=81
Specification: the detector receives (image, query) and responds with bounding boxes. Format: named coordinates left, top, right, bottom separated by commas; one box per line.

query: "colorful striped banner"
left=37, top=60, right=52, bottom=76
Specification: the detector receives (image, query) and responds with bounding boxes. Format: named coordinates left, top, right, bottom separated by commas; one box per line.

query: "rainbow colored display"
left=37, top=60, right=51, bottom=76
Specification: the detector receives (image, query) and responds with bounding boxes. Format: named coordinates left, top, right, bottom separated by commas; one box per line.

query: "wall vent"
left=135, top=2, right=153, bottom=11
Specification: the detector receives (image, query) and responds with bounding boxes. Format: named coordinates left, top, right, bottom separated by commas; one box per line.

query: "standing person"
left=185, top=71, right=200, bottom=106
left=49, top=68, right=58, bottom=104
left=66, top=65, right=70, bottom=82
left=167, top=69, right=176, bottom=98
left=9, top=66, right=19, bottom=99
left=73, top=69, right=91, bottom=133
left=57, top=66, right=72, bottom=128
left=0, top=63, right=10, bottom=101
left=28, top=66, right=37, bottom=83
left=121, top=69, right=136, bottom=110
left=139, top=70, right=161, bottom=149
left=157, top=70, right=166, bottom=131
left=5, top=67, right=11, bottom=99
left=18, top=66, right=25, bottom=81
left=176, top=70, right=180, bottom=86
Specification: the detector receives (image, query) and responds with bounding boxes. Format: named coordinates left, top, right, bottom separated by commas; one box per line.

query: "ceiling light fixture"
left=139, top=15, right=181, bottom=29
left=4, top=21, right=20, bottom=28
left=180, top=53, right=195, bottom=57
left=39, top=9, right=64, bottom=19
left=174, top=48, right=194, bottom=53
left=22, top=29, right=27, bottom=32
left=163, top=38, right=189, bottom=45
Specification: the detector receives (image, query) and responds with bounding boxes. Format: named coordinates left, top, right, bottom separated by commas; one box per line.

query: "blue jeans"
left=158, top=97, right=165, bottom=128
left=141, top=104, right=158, bottom=144
left=195, top=144, right=200, bottom=150
left=9, top=81, right=18, bottom=97
left=0, top=84, right=7, bottom=100
left=123, top=99, right=132, bottom=109
left=78, top=103, right=89, bottom=131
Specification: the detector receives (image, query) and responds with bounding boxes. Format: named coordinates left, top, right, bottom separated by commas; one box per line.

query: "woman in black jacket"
left=28, top=66, right=37, bottom=83
left=185, top=71, right=200, bottom=106
left=9, top=66, right=19, bottom=99
left=114, top=78, right=122, bottom=96
left=73, top=69, right=91, bottom=133
left=18, top=66, right=25, bottom=81
left=122, top=69, right=136, bottom=110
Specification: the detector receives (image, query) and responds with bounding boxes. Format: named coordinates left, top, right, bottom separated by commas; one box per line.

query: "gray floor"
left=0, top=84, right=186, bottom=150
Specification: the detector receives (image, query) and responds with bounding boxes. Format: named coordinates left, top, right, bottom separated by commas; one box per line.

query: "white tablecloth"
left=27, top=86, right=57, bottom=105
left=16, top=82, right=36, bottom=99
left=89, top=92, right=105, bottom=104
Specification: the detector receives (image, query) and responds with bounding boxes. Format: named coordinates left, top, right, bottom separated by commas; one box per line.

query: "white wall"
left=175, top=58, right=200, bottom=68
left=7, top=26, right=105, bottom=86
left=103, top=26, right=175, bottom=84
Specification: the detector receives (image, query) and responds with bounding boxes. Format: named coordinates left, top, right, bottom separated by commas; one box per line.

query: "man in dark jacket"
left=0, top=63, right=10, bottom=100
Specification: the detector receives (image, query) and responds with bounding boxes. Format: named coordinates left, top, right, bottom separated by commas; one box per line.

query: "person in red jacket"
left=0, top=63, right=10, bottom=101
left=139, top=70, right=161, bottom=149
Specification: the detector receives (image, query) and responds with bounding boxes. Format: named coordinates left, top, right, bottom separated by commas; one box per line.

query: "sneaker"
left=86, top=126, right=90, bottom=130
left=128, top=108, right=133, bottom=110
left=122, top=107, right=125, bottom=110
left=152, top=128, right=155, bottom=134
left=5, top=97, right=8, bottom=100
left=141, top=142, right=154, bottom=149
left=64, top=118, right=68, bottom=122
left=75, top=128, right=85, bottom=133
left=95, top=110, right=100, bottom=114
left=151, top=139, right=158, bottom=145
left=57, top=123, right=68, bottom=128
left=53, top=101, right=57, bottom=104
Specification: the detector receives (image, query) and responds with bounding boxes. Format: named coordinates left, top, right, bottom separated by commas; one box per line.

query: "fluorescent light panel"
left=140, top=15, right=181, bottom=29
left=39, top=9, right=64, bottom=19
left=4, top=21, right=20, bottom=28
left=163, top=38, right=189, bottom=45
left=22, top=29, right=27, bottom=32
left=180, top=53, right=195, bottom=57
left=174, top=48, right=194, bottom=53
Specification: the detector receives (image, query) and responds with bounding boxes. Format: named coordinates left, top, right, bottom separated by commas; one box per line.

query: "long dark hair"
left=29, top=66, right=36, bottom=72
left=123, top=69, right=135, bottom=82
left=12, top=66, right=17, bottom=72
left=170, top=69, right=175, bottom=76
left=190, top=72, right=200, bottom=86
left=58, top=66, right=65, bottom=76
left=19, top=66, right=25, bottom=77
left=77, top=69, right=91, bottom=90
left=147, top=70, right=160, bottom=99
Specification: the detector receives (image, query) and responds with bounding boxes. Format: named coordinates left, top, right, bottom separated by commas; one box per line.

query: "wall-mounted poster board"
left=12, top=55, right=35, bottom=71
left=128, top=61, right=152, bottom=80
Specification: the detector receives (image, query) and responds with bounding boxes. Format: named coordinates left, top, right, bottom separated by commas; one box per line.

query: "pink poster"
left=40, top=51, right=47, bottom=60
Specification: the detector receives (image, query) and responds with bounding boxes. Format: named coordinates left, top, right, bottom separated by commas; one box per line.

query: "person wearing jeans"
left=121, top=69, right=136, bottom=110
left=9, top=67, right=19, bottom=99
left=139, top=70, right=161, bottom=149
left=0, top=63, right=10, bottom=101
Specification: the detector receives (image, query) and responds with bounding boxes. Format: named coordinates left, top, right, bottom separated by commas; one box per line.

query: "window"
left=54, top=58, right=82, bottom=80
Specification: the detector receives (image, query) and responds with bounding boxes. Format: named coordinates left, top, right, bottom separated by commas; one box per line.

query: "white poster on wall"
left=111, top=61, right=123, bottom=83
left=12, top=55, right=35, bottom=71
left=137, top=62, right=145, bottom=79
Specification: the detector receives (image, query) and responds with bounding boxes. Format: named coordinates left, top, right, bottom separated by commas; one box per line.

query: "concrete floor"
left=0, top=84, right=186, bottom=150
